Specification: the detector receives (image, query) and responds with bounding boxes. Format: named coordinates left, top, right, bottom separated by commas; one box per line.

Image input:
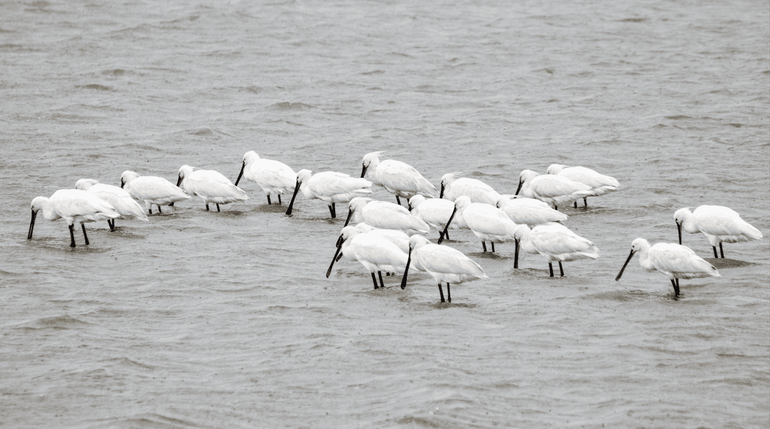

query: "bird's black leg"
left=712, top=246, right=718, bottom=258
left=107, top=219, right=114, bottom=232
left=549, top=263, right=554, bottom=277
left=574, top=201, right=578, bottom=209
left=149, top=207, right=153, bottom=214
left=267, top=195, right=272, bottom=205
left=157, top=206, right=162, bottom=214
left=558, top=261, right=564, bottom=277
left=438, top=284, right=445, bottom=302
left=447, top=283, right=451, bottom=303
left=514, top=240, right=520, bottom=269
left=205, top=203, right=210, bottom=211
left=482, top=242, right=488, bottom=252
left=396, top=195, right=401, bottom=206
left=371, top=273, right=379, bottom=289
left=328, top=205, right=335, bottom=218
left=671, top=279, right=680, bottom=297
left=68, top=224, right=76, bottom=247
left=216, top=204, right=220, bottom=212
left=81, top=224, right=89, bottom=245
left=583, top=197, right=588, bottom=208
left=378, top=272, right=385, bottom=289
left=719, top=243, right=724, bottom=259
left=444, top=229, right=450, bottom=240
left=278, top=195, right=282, bottom=205
left=491, top=242, right=495, bottom=253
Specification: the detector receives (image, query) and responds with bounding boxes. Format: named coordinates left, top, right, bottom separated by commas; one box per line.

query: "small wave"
left=101, top=69, right=128, bottom=76
left=664, top=115, right=691, bottom=120
left=29, top=314, right=91, bottom=330
left=360, top=70, right=385, bottom=76
left=77, top=84, right=114, bottom=91
left=266, top=101, right=314, bottom=111
left=620, top=18, right=647, bottom=22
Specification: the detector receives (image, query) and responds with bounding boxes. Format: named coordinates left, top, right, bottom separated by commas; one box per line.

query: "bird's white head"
left=409, top=195, right=426, bottom=209
left=673, top=207, right=697, bottom=244
left=75, top=178, right=100, bottom=191
left=495, top=195, right=514, bottom=209
left=454, top=195, right=472, bottom=211
left=361, top=151, right=384, bottom=168
left=408, top=234, right=431, bottom=251
left=546, top=164, right=568, bottom=175
left=630, top=237, right=651, bottom=254
left=513, top=224, right=531, bottom=241
left=177, top=165, right=195, bottom=187
left=347, top=197, right=373, bottom=214
left=295, top=169, right=313, bottom=186
left=515, top=169, right=539, bottom=195
left=243, top=151, right=260, bottom=165
left=30, top=196, right=50, bottom=214
left=440, top=172, right=462, bottom=187
left=120, top=170, right=140, bottom=188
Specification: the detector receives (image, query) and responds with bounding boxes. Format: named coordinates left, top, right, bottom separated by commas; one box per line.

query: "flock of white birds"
left=27, top=151, right=762, bottom=302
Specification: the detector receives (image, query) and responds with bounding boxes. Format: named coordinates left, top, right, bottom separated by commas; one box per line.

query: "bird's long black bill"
left=326, top=238, right=344, bottom=278
left=285, top=179, right=301, bottom=216
left=515, top=179, right=523, bottom=196
left=677, top=223, right=682, bottom=245
left=438, top=207, right=457, bottom=245
left=176, top=175, right=182, bottom=187
left=360, top=165, right=368, bottom=179
left=439, top=183, right=445, bottom=199
left=27, top=210, right=37, bottom=239
left=235, top=161, right=245, bottom=186
left=514, top=238, right=519, bottom=269
left=400, top=248, right=412, bottom=290
left=343, top=209, right=353, bottom=227
left=615, top=250, right=635, bottom=281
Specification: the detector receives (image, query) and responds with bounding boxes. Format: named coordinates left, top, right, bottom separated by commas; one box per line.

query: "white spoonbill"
left=546, top=164, right=619, bottom=208
left=616, top=238, right=720, bottom=297
left=28, top=189, right=120, bottom=247
left=330, top=225, right=410, bottom=289
left=513, top=223, right=599, bottom=277
left=120, top=170, right=191, bottom=214
left=409, top=195, right=457, bottom=241
left=439, top=172, right=501, bottom=205
left=360, top=151, right=438, bottom=207
left=345, top=197, right=430, bottom=235
left=234, top=151, right=296, bottom=205
left=400, top=235, right=488, bottom=303
left=512, top=224, right=539, bottom=269
left=515, top=169, right=592, bottom=210
left=674, top=206, right=762, bottom=258
left=496, top=195, right=568, bottom=226
left=285, top=170, right=372, bottom=219
left=177, top=165, right=248, bottom=212
left=326, top=223, right=410, bottom=278
left=440, top=196, right=517, bottom=253
left=75, top=179, right=148, bottom=231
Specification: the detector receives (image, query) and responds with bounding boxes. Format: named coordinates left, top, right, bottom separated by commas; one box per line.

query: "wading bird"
left=441, top=196, right=517, bottom=252
left=28, top=189, right=120, bottom=247
left=674, top=205, right=762, bottom=258
left=75, top=179, right=148, bottom=231
left=546, top=164, right=619, bottom=208
left=234, top=151, right=296, bottom=205
left=120, top=170, right=191, bottom=214
left=409, top=195, right=457, bottom=241
left=439, top=173, right=501, bottom=205
left=360, top=151, right=438, bottom=207
left=496, top=195, right=568, bottom=226
left=177, top=165, right=248, bottom=212
left=512, top=223, right=599, bottom=277
left=285, top=170, right=372, bottom=218
left=330, top=225, right=410, bottom=289
left=515, top=169, right=592, bottom=210
left=616, top=237, right=720, bottom=297
left=345, top=197, right=430, bottom=234
left=400, top=235, right=487, bottom=303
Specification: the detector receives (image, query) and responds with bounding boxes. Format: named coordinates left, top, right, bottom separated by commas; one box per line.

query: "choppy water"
left=2, top=0, right=769, bottom=427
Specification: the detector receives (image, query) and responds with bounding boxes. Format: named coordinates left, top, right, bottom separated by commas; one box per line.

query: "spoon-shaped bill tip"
left=400, top=248, right=412, bottom=290
left=285, top=178, right=301, bottom=216
left=235, top=161, right=246, bottom=186
left=27, top=209, right=37, bottom=239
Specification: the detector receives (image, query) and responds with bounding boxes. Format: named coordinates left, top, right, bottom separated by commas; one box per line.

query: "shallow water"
left=1, top=0, right=769, bottom=427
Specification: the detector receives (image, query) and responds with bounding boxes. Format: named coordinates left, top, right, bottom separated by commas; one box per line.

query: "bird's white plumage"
left=409, top=195, right=457, bottom=235
left=236, top=151, right=296, bottom=202
left=177, top=165, right=248, bottom=207
left=75, top=179, right=148, bottom=222
left=298, top=170, right=372, bottom=205
left=348, top=197, right=430, bottom=234
left=675, top=205, right=762, bottom=248
left=120, top=170, right=191, bottom=213
left=496, top=195, right=568, bottom=226
left=361, top=152, right=438, bottom=200
left=406, top=235, right=488, bottom=286
left=440, top=173, right=501, bottom=205
left=516, top=169, right=592, bottom=209
left=28, top=189, right=120, bottom=246
left=546, top=164, right=619, bottom=199
left=340, top=225, right=410, bottom=278
left=516, top=223, right=599, bottom=264
left=621, top=238, right=720, bottom=281
left=453, top=196, right=517, bottom=245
